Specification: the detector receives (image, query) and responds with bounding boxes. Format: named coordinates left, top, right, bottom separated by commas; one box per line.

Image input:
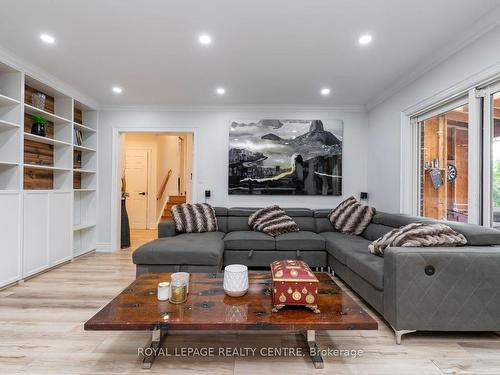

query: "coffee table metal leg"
left=305, top=330, right=324, bottom=369
left=142, top=326, right=167, bottom=369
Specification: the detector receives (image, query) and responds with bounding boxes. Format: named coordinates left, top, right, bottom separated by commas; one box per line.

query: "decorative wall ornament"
left=228, top=119, right=343, bottom=195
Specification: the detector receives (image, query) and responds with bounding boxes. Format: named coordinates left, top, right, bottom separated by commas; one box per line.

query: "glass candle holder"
left=170, top=279, right=187, bottom=304
left=32, top=92, right=46, bottom=110
left=171, top=272, right=190, bottom=294
left=157, top=282, right=170, bottom=301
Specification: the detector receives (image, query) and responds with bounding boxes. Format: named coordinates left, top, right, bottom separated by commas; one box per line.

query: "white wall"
left=97, top=108, right=369, bottom=248
left=367, top=24, right=500, bottom=212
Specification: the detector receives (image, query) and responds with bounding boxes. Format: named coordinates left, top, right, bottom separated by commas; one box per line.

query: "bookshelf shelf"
left=24, top=132, right=72, bottom=147
left=73, top=122, right=96, bottom=133
left=74, top=222, right=96, bottom=231
left=24, top=104, right=71, bottom=125
left=73, top=144, right=96, bottom=152
left=0, top=94, right=20, bottom=106
left=23, top=163, right=71, bottom=171
left=0, top=119, right=20, bottom=129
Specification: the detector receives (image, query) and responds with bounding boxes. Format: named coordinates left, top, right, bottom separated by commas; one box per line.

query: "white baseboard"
left=96, top=243, right=114, bottom=252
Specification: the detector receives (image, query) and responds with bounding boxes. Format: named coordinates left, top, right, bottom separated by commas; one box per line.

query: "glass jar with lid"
left=169, top=279, right=188, bottom=304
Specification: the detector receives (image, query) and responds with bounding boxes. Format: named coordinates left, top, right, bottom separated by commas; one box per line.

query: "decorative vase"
left=32, top=92, right=46, bottom=110
left=120, top=197, right=130, bottom=248
left=223, top=264, right=249, bottom=297
left=31, top=122, right=46, bottom=137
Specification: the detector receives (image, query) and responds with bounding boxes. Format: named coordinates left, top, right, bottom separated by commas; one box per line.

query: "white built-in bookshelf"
left=0, top=59, right=98, bottom=287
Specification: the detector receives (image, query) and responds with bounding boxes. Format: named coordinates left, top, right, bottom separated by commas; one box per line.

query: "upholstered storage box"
left=271, top=260, right=320, bottom=313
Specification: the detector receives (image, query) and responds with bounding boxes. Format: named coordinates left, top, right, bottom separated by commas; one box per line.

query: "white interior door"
left=125, top=149, right=149, bottom=229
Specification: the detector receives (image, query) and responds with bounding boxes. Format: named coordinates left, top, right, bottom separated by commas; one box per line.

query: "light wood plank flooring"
left=1, top=229, right=499, bottom=374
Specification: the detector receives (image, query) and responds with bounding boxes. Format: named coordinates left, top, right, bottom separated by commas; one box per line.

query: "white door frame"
left=481, top=80, right=500, bottom=227
left=111, top=127, right=198, bottom=252
left=399, top=63, right=500, bottom=224
left=400, top=88, right=482, bottom=224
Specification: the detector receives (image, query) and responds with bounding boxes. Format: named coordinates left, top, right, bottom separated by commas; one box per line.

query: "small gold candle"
left=170, top=279, right=187, bottom=304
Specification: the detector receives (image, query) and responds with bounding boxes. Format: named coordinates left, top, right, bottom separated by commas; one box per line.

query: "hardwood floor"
left=1, top=229, right=499, bottom=374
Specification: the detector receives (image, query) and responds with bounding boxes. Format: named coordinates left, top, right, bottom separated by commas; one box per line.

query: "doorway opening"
left=119, top=132, right=194, bottom=248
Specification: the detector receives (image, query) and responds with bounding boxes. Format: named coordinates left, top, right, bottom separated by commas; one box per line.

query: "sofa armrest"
left=158, top=220, right=176, bottom=238
left=384, top=246, right=500, bottom=331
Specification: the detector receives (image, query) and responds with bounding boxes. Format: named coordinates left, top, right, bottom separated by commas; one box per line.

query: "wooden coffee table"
left=85, top=272, right=377, bottom=369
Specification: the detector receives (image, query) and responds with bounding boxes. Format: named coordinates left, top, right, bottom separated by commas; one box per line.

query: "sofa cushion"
left=320, top=232, right=383, bottom=290
left=132, top=232, right=225, bottom=266
left=275, top=231, right=325, bottom=251
left=313, top=209, right=331, bottom=218
left=320, top=232, right=372, bottom=265
left=345, top=250, right=384, bottom=291
left=315, top=217, right=335, bottom=233
left=371, top=211, right=429, bottom=227
left=442, top=221, right=500, bottom=246
left=361, top=223, right=393, bottom=241
left=224, top=231, right=275, bottom=250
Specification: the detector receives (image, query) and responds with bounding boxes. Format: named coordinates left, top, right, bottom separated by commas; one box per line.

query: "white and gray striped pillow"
left=248, top=206, right=299, bottom=237
left=328, top=196, right=375, bottom=235
left=171, top=203, right=218, bottom=233
left=369, top=222, right=467, bottom=256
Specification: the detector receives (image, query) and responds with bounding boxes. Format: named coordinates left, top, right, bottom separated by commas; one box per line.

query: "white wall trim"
left=366, top=7, right=500, bottom=111
left=111, top=127, right=199, bottom=252
left=96, top=243, right=112, bottom=252
left=99, top=104, right=367, bottom=113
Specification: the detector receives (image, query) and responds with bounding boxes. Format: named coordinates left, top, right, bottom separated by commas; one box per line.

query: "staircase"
left=162, top=195, right=186, bottom=219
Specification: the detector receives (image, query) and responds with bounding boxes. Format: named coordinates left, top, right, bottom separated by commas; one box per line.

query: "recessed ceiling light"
left=216, top=87, right=225, bottom=95
left=112, top=86, right=123, bottom=94
left=358, top=34, right=373, bottom=45
left=199, top=34, right=212, bottom=45
left=321, top=88, right=331, bottom=96
left=40, top=33, right=55, bottom=44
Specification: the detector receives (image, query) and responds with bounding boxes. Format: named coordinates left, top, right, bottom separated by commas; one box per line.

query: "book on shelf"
left=74, top=129, right=83, bottom=146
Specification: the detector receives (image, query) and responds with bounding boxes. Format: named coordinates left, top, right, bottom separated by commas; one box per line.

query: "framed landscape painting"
left=228, top=119, right=343, bottom=195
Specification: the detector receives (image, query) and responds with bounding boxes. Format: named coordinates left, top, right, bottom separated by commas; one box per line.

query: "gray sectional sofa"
left=133, top=207, right=500, bottom=343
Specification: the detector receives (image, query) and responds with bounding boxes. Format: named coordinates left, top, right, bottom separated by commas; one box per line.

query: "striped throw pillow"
left=248, top=206, right=299, bottom=237
left=328, top=196, right=375, bottom=235
left=171, top=203, right=218, bottom=233
left=369, top=222, right=467, bottom=256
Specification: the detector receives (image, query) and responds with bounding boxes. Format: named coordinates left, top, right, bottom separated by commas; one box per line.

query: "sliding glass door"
left=418, top=102, right=469, bottom=222
left=484, top=87, right=500, bottom=228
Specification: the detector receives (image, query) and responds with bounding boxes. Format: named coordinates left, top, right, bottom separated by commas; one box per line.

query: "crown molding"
left=365, top=5, right=500, bottom=111
left=98, top=104, right=367, bottom=113
left=0, top=46, right=98, bottom=109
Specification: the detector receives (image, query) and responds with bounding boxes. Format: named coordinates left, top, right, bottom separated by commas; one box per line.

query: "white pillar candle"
left=157, top=282, right=170, bottom=301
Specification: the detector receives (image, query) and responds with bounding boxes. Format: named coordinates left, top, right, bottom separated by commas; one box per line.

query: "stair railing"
left=157, top=169, right=173, bottom=201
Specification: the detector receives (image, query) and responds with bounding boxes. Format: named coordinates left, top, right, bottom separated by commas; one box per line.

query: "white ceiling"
left=0, top=0, right=500, bottom=107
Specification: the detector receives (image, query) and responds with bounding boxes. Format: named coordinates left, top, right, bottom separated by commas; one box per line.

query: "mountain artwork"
left=228, top=119, right=343, bottom=195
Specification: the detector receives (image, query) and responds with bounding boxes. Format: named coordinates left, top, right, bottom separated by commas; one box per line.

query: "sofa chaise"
left=133, top=207, right=500, bottom=343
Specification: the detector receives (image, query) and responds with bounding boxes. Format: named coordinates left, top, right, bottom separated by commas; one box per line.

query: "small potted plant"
left=31, top=115, right=48, bottom=137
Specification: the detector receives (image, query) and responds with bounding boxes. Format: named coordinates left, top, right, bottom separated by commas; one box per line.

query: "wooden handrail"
left=157, top=169, right=173, bottom=200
